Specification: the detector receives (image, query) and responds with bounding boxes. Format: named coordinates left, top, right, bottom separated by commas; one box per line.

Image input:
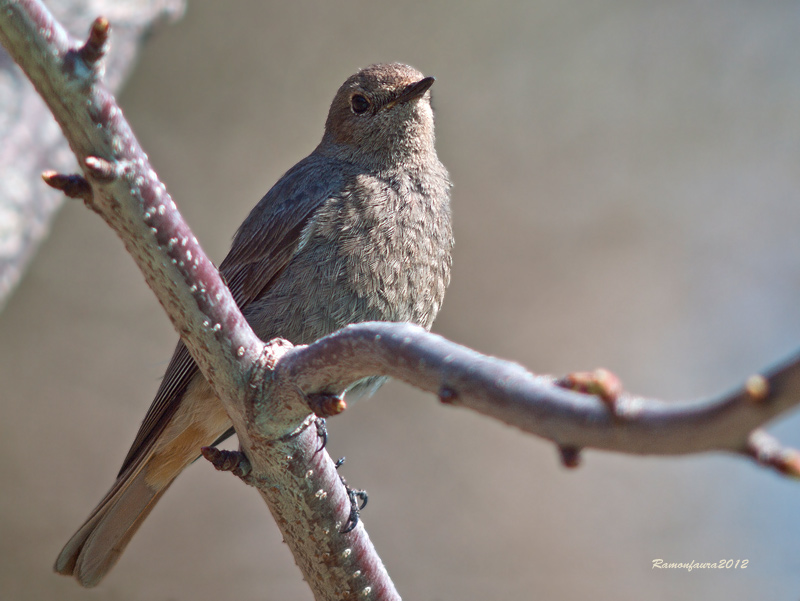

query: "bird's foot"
left=335, top=457, right=368, bottom=533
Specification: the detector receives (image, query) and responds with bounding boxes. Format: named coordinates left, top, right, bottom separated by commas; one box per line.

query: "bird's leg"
left=334, top=457, right=368, bottom=533
left=314, top=417, right=328, bottom=453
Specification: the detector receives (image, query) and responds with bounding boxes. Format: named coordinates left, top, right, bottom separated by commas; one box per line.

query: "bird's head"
left=320, top=63, right=438, bottom=170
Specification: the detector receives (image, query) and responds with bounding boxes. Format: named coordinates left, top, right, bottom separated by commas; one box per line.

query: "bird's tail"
left=55, top=373, right=233, bottom=588
left=54, top=462, right=174, bottom=588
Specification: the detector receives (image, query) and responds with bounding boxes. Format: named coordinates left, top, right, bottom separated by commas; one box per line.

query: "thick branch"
left=0, top=2, right=398, bottom=599
left=279, top=322, right=800, bottom=468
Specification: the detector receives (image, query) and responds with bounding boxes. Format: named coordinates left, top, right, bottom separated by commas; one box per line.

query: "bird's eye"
left=350, top=94, right=371, bottom=114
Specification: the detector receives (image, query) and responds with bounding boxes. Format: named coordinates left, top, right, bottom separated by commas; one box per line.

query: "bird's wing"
left=118, top=153, right=345, bottom=474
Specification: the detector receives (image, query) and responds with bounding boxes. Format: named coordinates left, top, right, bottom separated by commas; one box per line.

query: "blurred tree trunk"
left=0, top=0, right=184, bottom=310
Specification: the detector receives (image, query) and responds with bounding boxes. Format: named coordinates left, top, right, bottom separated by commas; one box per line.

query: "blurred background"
left=2, top=1, right=800, bottom=599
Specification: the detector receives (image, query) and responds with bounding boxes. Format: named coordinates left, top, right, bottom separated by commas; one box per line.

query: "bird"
left=54, top=62, right=453, bottom=587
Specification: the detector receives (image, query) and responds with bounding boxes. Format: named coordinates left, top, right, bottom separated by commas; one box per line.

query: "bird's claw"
left=314, top=417, right=328, bottom=453
left=335, top=456, right=368, bottom=533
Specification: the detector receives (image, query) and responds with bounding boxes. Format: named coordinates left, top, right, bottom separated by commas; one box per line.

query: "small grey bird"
left=55, top=63, right=453, bottom=587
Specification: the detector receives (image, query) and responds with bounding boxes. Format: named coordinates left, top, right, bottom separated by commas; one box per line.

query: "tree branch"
left=0, top=2, right=398, bottom=599
left=278, top=321, right=800, bottom=474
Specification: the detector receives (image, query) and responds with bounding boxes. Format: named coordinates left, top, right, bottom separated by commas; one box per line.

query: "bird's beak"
left=386, top=76, right=435, bottom=109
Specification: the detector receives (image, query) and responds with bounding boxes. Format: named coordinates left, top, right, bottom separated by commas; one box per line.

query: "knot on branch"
left=308, top=393, right=347, bottom=418
left=558, top=445, right=583, bottom=469
left=78, top=17, right=110, bottom=68
left=201, top=447, right=252, bottom=480
left=42, top=171, right=91, bottom=200
left=745, top=374, right=770, bottom=403
left=556, top=368, right=622, bottom=411
left=747, top=430, right=800, bottom=478
left=84, top=156, right=120, bottom=181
